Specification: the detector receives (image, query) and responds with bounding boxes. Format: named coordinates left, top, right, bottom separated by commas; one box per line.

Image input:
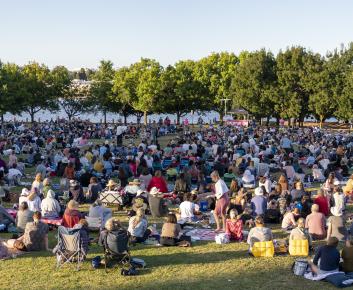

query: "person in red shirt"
left=147, top=170, right=168, bottom=193
left=62, top=200, right=81, bottom=228
left=314, top=189, right=329, bottom=216
left=225, top=209, right=243, bottom=242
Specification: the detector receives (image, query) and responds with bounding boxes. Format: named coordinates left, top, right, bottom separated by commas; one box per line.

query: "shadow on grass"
left=135, top=250, right=249, bottom=267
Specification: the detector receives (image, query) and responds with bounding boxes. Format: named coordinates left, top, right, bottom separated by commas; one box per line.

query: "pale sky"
left=1, top=0, right=353, bottom=69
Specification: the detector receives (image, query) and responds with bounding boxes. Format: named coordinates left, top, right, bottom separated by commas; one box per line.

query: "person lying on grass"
left=225, top=209, right=243, bottom=242
left=4, top=211, right=49, bottom=252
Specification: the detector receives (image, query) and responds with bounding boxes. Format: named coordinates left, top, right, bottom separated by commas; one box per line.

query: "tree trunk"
left=30, top=110, right=35, bottom=123
left=143, top=111, right=148, bottom=126
left=219, top=111, right=224, bottom=124
left=266, top=116, right=270, bottom=126
left=320, top=115, right=323, bottom=129
left=123, top=114, right=127, bottom=125
left=103, top=110, right=107, bottom=124
left=176, top=112, right=181, bottom=125
left=1, top=114, right=3, bottom=124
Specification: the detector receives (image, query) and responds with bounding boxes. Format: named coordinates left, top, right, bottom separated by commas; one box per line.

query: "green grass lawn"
left=0, top=135, right=348, bottom=289
left=1, top=206, right=351, bottom=290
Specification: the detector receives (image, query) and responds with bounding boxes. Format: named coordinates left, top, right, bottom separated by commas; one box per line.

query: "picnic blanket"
left=184, top=229, right=216, bottom=241
left=41, top=218, right=62, bottom=226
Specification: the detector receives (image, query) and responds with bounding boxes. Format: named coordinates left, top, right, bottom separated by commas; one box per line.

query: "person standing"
left=211, top=171, right=229, bottom=232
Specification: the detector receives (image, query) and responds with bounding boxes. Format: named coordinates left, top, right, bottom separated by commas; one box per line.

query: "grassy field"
left=0, top=135, right=349, bottom=290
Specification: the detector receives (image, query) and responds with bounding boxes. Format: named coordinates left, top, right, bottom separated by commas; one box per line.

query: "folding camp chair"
left=55, top=226, right=85, bottom=270
left=99, top=190, right=124, bottom=206
left=102, top=229, right=131, bottom=273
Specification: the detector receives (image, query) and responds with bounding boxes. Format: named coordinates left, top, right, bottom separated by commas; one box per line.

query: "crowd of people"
left=0, top=119, right=353, bottom=277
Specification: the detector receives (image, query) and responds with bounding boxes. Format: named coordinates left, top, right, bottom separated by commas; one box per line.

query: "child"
left=225, top=209, right=243, bottom=242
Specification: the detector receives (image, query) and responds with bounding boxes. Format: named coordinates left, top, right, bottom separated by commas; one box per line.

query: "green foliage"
left=89, top=60, right=116, bottom=123
left=21, top=62, right=58, bottom=122
left=230, top=49, right=277, bottom=119
left=193, top=52, right=239, bottom=116
left=157, top=61, right=209, bottom=124
left=0, top=62, right=26, bottom=117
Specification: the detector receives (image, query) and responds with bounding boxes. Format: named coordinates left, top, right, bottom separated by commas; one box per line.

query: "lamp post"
left=220, top=98, right=231, bottom=119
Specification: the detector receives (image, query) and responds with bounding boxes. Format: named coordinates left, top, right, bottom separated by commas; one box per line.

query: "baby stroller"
left=54, top=226, right=86, bottom=270
left=101, top=229, right=131, bottom=273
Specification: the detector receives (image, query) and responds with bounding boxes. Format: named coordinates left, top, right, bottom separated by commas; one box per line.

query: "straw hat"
left=132, top=197, right=148, bottom=212
left=136, top=189, right=145, bottom=197
left=107, top=179, right=117, bottom=187
left=150, top=187, right=162, bottom=196
left=129, top=179, right=141, bottom=186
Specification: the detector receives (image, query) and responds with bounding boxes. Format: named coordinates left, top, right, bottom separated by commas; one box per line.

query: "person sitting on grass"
left=305, top=204, right=326, bottom=241
left=128, top=208, right=151, bottom=244
left=178, top=192, right=200, bottom=222
left=308, top=237, right=340, bottom=275
left=341, top=237, right=353, bottom=274
left=27, top=188, right=41, bottom=212
left=289, top=217, right=312, bottom=248
left=88, top=200, right=112, bottom=225
left=42, top=178, right=52, bottom=198
left=247, top=216, right=273, bottom=254
left=41, top=189, right=61, bottom=218
left=160, top=213, right=182, bottom=246
left=225, top=209, right=243, bottom=242
left=16, top=201, right=33, bottom=234
left=281, top=208, right=300, bottom=231
left=264, top=200, right=281, bottom=224
left=62, top=200, right=82, bottom=228
left=4, top=211, right=49, bottom=252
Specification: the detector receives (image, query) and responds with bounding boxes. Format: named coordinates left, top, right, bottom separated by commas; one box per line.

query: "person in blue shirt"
left=309, top=237, right=340, bottom=275
left=250, top=187, right=267, bottom=217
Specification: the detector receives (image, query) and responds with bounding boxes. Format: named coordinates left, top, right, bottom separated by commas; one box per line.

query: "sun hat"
left=107, top=179, right=117, bottom=187
left=150, top=187, right=161, bottom=196
left=136, top=189, right=145, bottom=197
left=21, top=188, right=29, bottom=196
left=129, top=179, right=141, bottom=186
left=254, top=187, right=264, bottom=196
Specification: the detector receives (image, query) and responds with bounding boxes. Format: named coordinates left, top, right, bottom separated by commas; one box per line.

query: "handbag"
left=292, top=259, right=308, bottom=276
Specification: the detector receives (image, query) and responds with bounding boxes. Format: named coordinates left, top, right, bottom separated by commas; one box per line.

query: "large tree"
left=157, top=61, right=209, bottom=124
left=193, top=52, right=239, bottom=121
left=275, top=47, right=322, bottom=125
left=114, top=58, right=162, bottom=125
left=89, top=60, right=116, bottom=124
left=21, top=62, right=58, bottom=123
left=0, top=62, right=26, bottom=121
left=230, top=49, right=277, bottom=122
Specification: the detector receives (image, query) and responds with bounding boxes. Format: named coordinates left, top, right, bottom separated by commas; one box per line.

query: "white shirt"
left=180, top=201, right=195, bottom=219
left=215, top=179, right=229, bottom=199
left=8, top=168, right=22, bottom=180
